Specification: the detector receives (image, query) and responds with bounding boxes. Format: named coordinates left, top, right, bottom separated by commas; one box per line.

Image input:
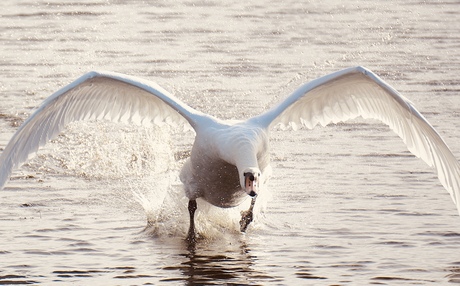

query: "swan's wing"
left=253, top=66, right=460, bottom=215
left=0, top=71, right=204, bottom=190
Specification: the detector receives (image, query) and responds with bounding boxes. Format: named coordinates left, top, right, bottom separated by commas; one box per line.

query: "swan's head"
left=243, top=169, right=260, bottom=197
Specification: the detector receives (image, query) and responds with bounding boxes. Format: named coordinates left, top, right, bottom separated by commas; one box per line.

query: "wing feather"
left=253, top=66, right=460, bottom=214
left=0, top=71, right=203, bottom=189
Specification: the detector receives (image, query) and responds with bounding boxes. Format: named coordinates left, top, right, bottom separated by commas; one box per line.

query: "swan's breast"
left=180, top=120, right=269, bottom=208
left=183, top=153, right=247, bottom=208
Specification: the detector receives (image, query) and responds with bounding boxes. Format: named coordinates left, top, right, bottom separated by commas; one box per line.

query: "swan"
left=0, top=66, right=459, bottom=241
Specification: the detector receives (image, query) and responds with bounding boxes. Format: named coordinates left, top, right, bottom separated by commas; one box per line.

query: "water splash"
left=136, top=179, right=273, bottom=240
left=23, top=119, right=273, bottom=239
left=26, top=120, right=175, bottom=180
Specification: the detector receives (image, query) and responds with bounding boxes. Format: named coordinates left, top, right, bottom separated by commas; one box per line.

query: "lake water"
left=1, top=0, right=460, bottom=285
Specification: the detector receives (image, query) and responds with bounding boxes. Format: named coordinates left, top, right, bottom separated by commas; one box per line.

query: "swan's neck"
left=212, top=123, right=268, bottom=188
left=230, top=145, right=260, bottom=190
left=235, top=149, right=260, bottom=172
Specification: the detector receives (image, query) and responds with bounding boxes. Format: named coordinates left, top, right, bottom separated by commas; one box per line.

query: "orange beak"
left=244, top=172, right=258, bottom=197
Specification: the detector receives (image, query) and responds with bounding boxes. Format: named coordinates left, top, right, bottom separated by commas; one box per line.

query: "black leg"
left=186, top=199, right=197, bottom=243
left=239, top=196, right=256, bottom=232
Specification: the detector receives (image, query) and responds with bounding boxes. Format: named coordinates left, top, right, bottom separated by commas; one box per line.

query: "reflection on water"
left=447, top=264, right=460, bottom=284
left=162, top=236, right=276, bottom=285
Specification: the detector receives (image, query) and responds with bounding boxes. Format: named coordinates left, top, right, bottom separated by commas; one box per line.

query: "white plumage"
left=1, top=66, right=459, bottom=239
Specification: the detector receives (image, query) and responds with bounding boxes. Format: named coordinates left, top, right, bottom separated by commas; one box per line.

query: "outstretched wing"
left=0, top=71, right=204, bottom=190
left=253, top=66, right=460, bottom=214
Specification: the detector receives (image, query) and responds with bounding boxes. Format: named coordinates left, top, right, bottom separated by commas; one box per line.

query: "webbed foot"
left=239, top=209, right=253, bottom=232
left=239, top=196, right=257, bottom=232
left=186, top=199, right=197, bottom=243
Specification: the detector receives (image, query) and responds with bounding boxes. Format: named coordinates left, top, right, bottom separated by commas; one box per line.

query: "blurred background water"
left=1, top=0, right=459, bottom=284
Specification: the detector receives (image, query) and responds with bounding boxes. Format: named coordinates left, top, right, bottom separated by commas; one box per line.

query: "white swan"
left=1, top=66, right=459, bottom=241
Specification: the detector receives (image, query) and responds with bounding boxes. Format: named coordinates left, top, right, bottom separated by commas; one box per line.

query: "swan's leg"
left=239, top=196, right=256, bottom=232
left=186, top=199, right=197, bottom=242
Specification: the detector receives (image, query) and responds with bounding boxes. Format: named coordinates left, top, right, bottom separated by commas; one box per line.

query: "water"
left=1, top=0, right=460, bottom=284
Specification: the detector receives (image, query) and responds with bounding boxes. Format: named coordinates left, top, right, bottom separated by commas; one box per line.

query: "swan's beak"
left=244, top=172, right=258, bottom=197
